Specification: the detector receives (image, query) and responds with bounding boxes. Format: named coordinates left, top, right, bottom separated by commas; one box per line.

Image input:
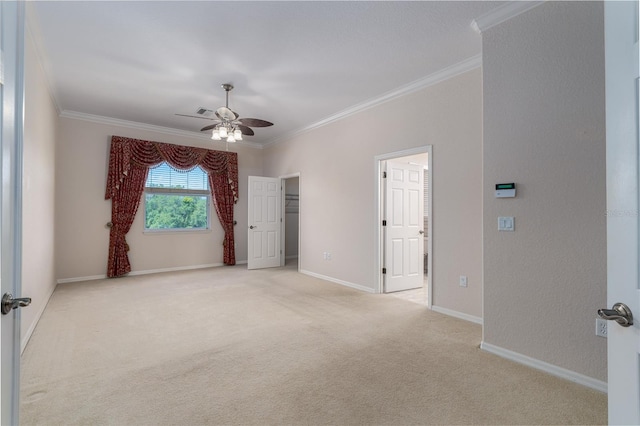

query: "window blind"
left=146, top=163, right=209, bottom=190
left=424, top=170, right=429, bottom=217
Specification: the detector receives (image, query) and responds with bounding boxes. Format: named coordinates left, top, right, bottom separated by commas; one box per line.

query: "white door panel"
left=408, top=188, right=420, bottom=226
left=604, top=1, right=640, bottom=422
left=267, top=231, right=276, bottom=257
left=391, top=239, right=403, bottom=277
left=408, top=237, right=420, bottom=275
left=1, top=2, right=26, bottom=423
left=384, top=161, right=424, bottom=293
left=248, top=176, right=281, bottom=270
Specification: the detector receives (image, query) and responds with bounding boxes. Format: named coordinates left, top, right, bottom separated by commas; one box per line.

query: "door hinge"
left=382, top=220, right=387, bottom=226
left=382, top=268, right=387, bottom=274
left=383, top=171, right=387, bottom=178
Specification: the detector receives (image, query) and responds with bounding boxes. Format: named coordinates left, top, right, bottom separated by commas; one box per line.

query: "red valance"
left=105, top=136, right=238, bottom=277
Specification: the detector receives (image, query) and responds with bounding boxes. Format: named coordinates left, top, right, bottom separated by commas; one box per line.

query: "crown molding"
left=471, top=1, right=545, bottom=34
left=59, top=110, right=264, bottom=149
left=263, top=54, right=482, bottom=148
left=55, top=54, right=482, bottom=151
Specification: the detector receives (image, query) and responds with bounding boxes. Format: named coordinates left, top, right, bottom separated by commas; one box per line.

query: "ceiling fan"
left=176, top=83, right=273, bottom=142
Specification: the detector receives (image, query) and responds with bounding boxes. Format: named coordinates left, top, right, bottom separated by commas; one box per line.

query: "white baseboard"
left=299, top=269, right=375, bottom=293
left=431, top=305, right=483, bottom=325
left=57, top=274, right=107, bottom=284
left=56, top=262, right=245, bottom=284
left=127, top=263, right=224, bottom=277
left=21, top=282, right=56, bottom=354
left=480, top=341, right=607, bottom=393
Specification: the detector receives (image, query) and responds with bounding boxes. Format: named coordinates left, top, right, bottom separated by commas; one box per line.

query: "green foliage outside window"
left=144, top=163, right=210, bottom=231
left=145, top=193, right=208, bottom=230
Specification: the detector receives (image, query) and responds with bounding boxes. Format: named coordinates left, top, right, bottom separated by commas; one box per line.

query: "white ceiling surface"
left=30, top=1, right=504, bottom=146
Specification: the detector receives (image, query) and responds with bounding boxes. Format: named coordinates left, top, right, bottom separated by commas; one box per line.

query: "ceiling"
left=29, top=1, right=505, bottom=147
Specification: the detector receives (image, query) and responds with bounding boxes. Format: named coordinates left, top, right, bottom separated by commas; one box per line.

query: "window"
left=144, top=163, right=210, bottom=231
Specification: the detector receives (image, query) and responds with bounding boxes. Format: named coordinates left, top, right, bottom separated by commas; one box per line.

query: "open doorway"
left=281, top=174, right=300, bottom=269
left=375, top=147, right=432, bottom=307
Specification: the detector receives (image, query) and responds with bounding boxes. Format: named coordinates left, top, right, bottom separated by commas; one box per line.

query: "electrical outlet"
left=595, top=318, right=608, bottom=338
left=326, top=252, right=332, bottom=260
left=459, top=275, right=468, bottom=287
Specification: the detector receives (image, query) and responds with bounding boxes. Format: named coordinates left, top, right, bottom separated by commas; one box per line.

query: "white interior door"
left=1, top=2, right=26, bottom=424
left=604, top=0, right=640, bottom=423
left=384, top=161, right=424, bottom=293
left=247, top=176, right=281, bottom=270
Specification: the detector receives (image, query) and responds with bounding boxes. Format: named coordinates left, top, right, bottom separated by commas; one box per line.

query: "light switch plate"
left=459, top=276, right=468, bottom=287
left=498, top=217, right=514, bottom=231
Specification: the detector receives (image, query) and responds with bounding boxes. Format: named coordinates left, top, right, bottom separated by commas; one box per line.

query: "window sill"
left=143, top=228, right=212, bottom=235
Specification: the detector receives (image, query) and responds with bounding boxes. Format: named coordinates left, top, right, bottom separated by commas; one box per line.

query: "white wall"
left=55, top=120, right=263, bottom=281
left=482, top=1, right=607, bottom=382
left=21, top=24, right=59, bottom=348
left=263, top=69, right=483, bottom=318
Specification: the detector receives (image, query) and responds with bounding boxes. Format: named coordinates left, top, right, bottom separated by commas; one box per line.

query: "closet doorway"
left=281, top=174, right=300, bottom=270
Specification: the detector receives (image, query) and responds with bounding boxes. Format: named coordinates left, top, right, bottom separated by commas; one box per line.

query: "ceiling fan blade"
left=175, top=113, right=218, bottom=121
left=237, top=118, right=273, bottom=127
left=215, top=107, right=239, bottom=121
left=237, top=125, right=255, bottom=136
left=200, top=124, right=220, bottom=132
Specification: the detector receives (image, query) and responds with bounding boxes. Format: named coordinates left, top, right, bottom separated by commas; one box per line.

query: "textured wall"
left=482, top=1, right=607, bottom=381
left=55, top=119, right=263, bottom=280
left=22, top=25, right=59, bottom=347
left=263, top=69, right=483, bottom=319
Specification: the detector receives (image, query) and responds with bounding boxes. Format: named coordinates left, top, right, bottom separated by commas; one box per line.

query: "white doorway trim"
left=374, top=146, right=432, bottom=307
left=280, top=172, right=301, bottom=271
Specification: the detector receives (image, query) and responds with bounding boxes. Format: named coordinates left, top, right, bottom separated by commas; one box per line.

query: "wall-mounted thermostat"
left=495, top=183, right=516, bottom=198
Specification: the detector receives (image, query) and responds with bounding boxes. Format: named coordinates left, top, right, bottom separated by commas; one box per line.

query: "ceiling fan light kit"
left=178, top=83, right=273, bottom=144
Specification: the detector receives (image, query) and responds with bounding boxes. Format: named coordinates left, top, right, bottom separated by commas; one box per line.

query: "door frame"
left=280, top=173, right=301, bottom=271
left=374, top=146, right=432, bottom=305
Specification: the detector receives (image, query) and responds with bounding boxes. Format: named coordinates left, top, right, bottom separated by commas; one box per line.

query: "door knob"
left=249, top=225, right=256, bottom=229
left=419, top=230, right=425, bottom=235
left=597, top=302, right=634, bottom=327
left=1, top=293, right=32, bottom=315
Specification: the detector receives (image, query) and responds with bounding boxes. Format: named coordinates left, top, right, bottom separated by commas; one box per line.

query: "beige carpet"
left=20, top=264, right=606, bottom=425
